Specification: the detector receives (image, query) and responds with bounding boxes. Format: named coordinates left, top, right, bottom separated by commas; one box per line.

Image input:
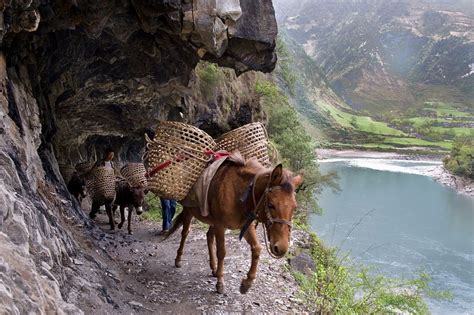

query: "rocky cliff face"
left=0, top=1, right=277, bottom=313
left=274, top=0, right=474, bottom=112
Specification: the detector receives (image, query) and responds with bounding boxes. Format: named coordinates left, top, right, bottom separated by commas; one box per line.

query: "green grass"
left=359, top=143, right=398, bottom=149
left=332, top=142, right=397, bottom=150
left=404, top=118, right=472, bottom=136
left=407, top=117, right=451, bottom=128
left=317, top=101, right=406, bottom=136
left=425, top=101, right=472, bottom=118
left=142, top=194, right=163, bottom=221
left=142, top=194, right=209, bottom=230
left=431, top=127, right=474, bottom=137
left=142, top=194, right=184, bottom=221
left=384, top=137, right=452, bottom=149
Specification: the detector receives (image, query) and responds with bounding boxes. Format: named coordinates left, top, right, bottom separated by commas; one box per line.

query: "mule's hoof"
left=110, top=227, right=115, bottom=231
left=211, top=270, right=217, bottom=277
left=175, top=260, right=182, bottom=268
left=216, top=282, right=225, bottom=294
left=118, top=223, right=123, bottom=229
left=128, top=231, right=133, bottom=235
left=240, top=280, right=251, bottom=294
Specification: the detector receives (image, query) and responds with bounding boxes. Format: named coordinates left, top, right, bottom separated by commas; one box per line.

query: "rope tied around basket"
left=143, top=121, right=269, bottom=201
left=146, top=149, right=230, bottom=178
left=143, top=122, right=217, bottom=200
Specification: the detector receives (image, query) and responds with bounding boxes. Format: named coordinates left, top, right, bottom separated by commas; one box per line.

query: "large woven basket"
left=215, top=122, right=271, bottom=167
left=86, top=166, right=116, bottom=203
left=121, top=163, right=147, bottom=188
left=145, top=121, right=216, bottom=200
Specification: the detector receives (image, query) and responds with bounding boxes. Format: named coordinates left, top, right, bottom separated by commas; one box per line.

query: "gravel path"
left=67, top=212, right=307, bottom=314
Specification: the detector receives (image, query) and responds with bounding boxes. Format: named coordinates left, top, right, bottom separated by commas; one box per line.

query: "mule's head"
left=131, top=187, right=146, bottom=215
left=263, top=164, right=303, bottom=258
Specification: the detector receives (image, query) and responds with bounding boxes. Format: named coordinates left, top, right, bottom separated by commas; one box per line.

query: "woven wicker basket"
left=215, top=122, right=271, bottom=167
left=121, top=163, right=147, bottom=188
left=145, top=121, right=216, bottom=200
left=75, top=161, right=95, bottom=176
left=86, top=166, right=116, bottom=203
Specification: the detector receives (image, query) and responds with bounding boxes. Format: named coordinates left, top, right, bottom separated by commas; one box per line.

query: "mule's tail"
left=163, top=211, right=185, bottom=240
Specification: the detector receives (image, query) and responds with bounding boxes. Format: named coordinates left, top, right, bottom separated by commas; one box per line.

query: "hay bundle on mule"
left=145, top=121, right=216, bottom=201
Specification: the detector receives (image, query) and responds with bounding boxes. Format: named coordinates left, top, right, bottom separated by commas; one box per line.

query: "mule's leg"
left=105, top=203, right=115, bottom=230
left=214, top=226, right=226, bottom=294
left=240, top=224, right=262, bottom=294
left=118, top=206, right=125, bottom=229
left=206, top=226, right=217, bottom=277
left=174, top=211, right=193, bottom=268
left=89, top=201, right=100, bottom=219
left=127, top=206, right=133, bottom=234
left=112, top=205, right=118, bottom=224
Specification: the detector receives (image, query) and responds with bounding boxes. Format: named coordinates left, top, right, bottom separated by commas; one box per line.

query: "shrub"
left=255, top=79, right=338, bottom=223
left=295, top=233, right=452, bottom=314
left=444, top=136, right=474, bottom=179
left=196, top=62, right=223, bottom=99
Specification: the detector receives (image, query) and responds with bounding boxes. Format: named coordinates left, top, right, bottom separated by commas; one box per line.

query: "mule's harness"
left=239, top=174, right=293, bottom=257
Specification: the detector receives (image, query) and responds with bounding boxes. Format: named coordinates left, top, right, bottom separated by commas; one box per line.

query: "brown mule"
left=166, top=157, right=303, bottom=294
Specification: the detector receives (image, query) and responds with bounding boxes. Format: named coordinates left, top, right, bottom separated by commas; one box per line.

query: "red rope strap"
left=146, top=150, right=230, bottom=178
left=204, top=150, right=230, bottom=161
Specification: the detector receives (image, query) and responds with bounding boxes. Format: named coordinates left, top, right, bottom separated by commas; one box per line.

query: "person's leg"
left=170, top=199, right=177, bottom=221
left=160, top=198, right=171, bottom=231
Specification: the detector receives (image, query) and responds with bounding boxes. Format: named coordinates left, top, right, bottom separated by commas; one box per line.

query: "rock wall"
left=0, top=0, right=277, bottom=312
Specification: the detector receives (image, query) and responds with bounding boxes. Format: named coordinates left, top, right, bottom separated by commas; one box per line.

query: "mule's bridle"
left=251, top=182, right=293, bottom=230
left=239, top=174, right=293, bottom=258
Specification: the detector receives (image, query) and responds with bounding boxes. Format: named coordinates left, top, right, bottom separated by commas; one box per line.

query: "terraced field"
left=317, top=101, right=406, bottom=136
left=315, top=101, right=473, bottom=153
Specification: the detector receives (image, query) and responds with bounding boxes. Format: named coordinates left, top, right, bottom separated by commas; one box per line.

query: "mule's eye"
left=268, top=203, right=275, bottom=209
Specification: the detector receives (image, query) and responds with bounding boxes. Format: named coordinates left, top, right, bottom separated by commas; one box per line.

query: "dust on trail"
left=68, top=212, right=306, bottom=314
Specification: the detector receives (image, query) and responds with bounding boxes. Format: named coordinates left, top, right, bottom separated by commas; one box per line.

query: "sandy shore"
left=316, top=149, right=473, bottom=198
left=316, top=148, right=442, bottom=161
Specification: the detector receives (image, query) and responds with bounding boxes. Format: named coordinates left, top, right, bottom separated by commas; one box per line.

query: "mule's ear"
left=270, top=163, right=283, bottom=186
left=292, top=175, right=304, bottom=188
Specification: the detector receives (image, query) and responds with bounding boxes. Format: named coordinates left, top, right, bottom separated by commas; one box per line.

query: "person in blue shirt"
left=160, top=198, right=177, bottom=233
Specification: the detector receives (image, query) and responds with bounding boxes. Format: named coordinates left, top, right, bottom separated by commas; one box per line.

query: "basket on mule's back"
left=86, top=166, right=116, bottom=203
left=215, top=122, right=271, bottom=167
left=120, top=163, right=147, bottom=188
left=145, top=121, right=216, bottom=201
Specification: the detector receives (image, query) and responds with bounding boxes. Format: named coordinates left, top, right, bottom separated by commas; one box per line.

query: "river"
left=310, top=157, right=474, bottom=314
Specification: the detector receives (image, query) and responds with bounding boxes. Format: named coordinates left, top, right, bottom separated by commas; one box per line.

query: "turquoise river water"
left=310, top=158, right=473, bottom=314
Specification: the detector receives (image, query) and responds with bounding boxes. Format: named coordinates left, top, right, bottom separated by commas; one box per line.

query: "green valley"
left=272, top=33, right=473, bottom=155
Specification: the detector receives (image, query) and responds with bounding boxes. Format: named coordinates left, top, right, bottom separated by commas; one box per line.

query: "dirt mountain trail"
left=68, top=210, right=306, bottom=314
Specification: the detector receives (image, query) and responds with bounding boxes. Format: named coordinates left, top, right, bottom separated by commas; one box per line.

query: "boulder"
left=288, top=252, right=316, bottom=276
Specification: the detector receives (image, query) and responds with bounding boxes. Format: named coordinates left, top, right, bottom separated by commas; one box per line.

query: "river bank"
left=316, top=149, right=473, bottom=197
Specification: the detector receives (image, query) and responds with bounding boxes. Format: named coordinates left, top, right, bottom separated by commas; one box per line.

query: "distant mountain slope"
left=274, top=0, right=474, bottom=113
left=272, top=33, right=409, bottom=145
